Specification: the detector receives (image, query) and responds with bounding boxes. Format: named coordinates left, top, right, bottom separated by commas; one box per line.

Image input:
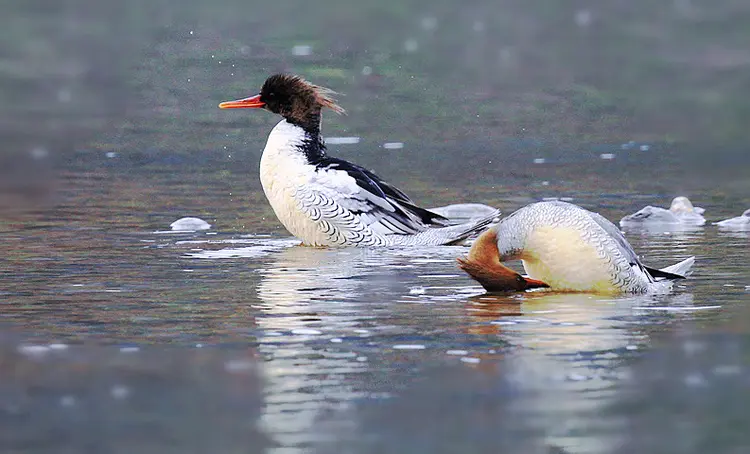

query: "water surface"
left=2, top=155, right=749, bottom=453
left=2, top=2, right=750, bottom=451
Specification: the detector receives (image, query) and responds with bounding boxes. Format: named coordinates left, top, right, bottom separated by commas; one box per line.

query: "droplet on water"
left=291, top=328, right=323, bottom=335
left=393, top=344, right=426, bottom=350
left=170, top=217, right=211, bottom=231
left=327, top=137, right=361, bottom=145
left=110, top=385, right=130, bottom=400
left=48, top=343, right=69, bottom=351
left=292, top=45, right=312, bottom=56
left=17, top=345, right=50, bottom=356
left=409, top=286, right=426, bottom=295
left=460, top=357, right=481, bottom=364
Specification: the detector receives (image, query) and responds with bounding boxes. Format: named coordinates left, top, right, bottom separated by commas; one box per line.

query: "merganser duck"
left=715, top=209, right=750, bottom=229
left=219, top=74, right=498, bottom=247
left=457, top=201, right=695, bottom=294
left=620, top=196, right=706, bottom=227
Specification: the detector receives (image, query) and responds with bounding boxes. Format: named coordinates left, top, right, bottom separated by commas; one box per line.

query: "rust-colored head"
left=219, top=74, right=344, bottom=131
left=457, top=229, right=548, bottom=292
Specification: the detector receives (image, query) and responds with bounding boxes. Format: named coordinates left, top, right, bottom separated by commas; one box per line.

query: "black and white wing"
left=308, top=157, right=450, bottom=236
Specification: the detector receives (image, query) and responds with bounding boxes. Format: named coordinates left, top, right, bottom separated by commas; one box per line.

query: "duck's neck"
left=283, top=109, right=326, bottom=163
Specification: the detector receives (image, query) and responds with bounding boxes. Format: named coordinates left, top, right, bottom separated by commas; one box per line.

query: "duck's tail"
left=646, top=256, right=696, bottom=281
left=441, top=209, right=501, bottom=245
left=427, top=203, right=501, bottom=224
left=397, top=208, right=501, bottom=246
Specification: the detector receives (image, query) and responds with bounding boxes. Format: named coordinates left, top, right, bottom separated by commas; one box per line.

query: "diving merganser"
left=715, top=208, right=750, bottom=229
left=219, top=74, right=498, bottom=247
left=620, top=196, right=706, bottom=227
left=457, top=201, right=695, bottom=294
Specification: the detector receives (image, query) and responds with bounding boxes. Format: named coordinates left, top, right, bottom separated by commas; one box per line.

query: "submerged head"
left=457, top=229, right=548, bottom=293
left=669, top=196, right=696, bottom=213
left=219, top=74, right=344, bottom=129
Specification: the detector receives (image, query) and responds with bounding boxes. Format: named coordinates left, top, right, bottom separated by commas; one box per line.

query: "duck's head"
left=457, top=229, right=549, bottom=293
left=219, top=74, right=344, bottom=130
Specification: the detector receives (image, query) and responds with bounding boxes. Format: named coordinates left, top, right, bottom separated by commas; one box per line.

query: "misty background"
left=4, top=1, right=750, bottom=153
left=4, top=0, right=749, bottom=226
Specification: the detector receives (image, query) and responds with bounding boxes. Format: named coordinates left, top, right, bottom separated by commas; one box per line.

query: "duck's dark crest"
left=260, top=74, right=344, bottom=130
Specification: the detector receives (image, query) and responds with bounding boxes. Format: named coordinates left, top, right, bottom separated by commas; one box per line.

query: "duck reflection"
left=464, top=289, right=697, bottom=453
left=254, top=245, right=400, bottom=453
left=466, top=292, right=639, bottom=351
left=252, top=243, right=702, bottom=454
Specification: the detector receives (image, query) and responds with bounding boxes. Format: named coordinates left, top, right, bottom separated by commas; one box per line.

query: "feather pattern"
left=226, top=73, right=498, bottom=247
left=491, top=201, right=693, bottom=293
left=260, top=119, right=497, bottom=247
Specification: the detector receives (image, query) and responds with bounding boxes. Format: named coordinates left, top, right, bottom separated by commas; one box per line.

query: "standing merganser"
left=715, top=208, right=750, bottom=229
left=620, top=196, right=706, bottom=227
left=219, top=74, right=498, bottom=247
left=457, top=201, right=695, bottom=294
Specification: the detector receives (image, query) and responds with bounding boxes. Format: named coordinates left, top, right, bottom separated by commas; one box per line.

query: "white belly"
left=521, top=225, right=619, bottom=293
left=259, top=153, right=331, bottom=246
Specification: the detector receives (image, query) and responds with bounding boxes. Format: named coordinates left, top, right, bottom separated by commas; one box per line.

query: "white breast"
left=521, top=225, right=618, bottom=293
left=496, top=201, right=652, bottom=293
left=259, top=120, right=330, bottom=245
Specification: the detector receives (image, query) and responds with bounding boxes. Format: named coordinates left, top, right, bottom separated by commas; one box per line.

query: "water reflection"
left=462, top=289, right=700, bottom=453
left=620, top=223, right=706, bottom=237
left=254, top=246, right=378, bottom=452
left=716, top=228, right=750, bottom=240
left=2, top=158, right=747, bottom=453
left=248, top=237, right=709, bottom=454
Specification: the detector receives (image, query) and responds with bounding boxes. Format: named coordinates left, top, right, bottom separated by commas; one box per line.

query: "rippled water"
left=3, top=2, right=750, bottom=451
left=2, top=155, right=749, bottom=453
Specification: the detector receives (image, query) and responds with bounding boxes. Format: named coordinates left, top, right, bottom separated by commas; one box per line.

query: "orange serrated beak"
left=218, top=94, right=265, bottom=109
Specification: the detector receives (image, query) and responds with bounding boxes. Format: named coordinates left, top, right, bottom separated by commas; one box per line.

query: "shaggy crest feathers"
left=262, top=74, right=345, bottom=116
